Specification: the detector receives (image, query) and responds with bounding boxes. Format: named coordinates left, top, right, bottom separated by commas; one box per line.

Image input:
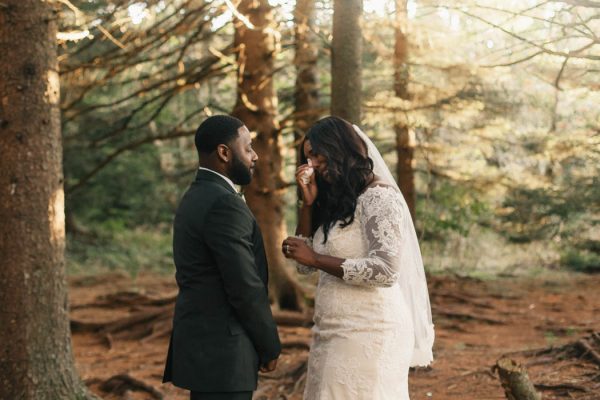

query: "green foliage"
left=501, top=187, right=566, bottom=242
left=417, top=181, right=491, bottom=240
left=502, top=174, right=600, bottom=242
left=66, top=226, right=173, bottom=277
left=560, top=248, right=600, bottom=274
left=56, top=0, right=599, bottom=277
left=501, top=170, right=600, bottom=272
left=65, top=143, right=177, bottom=228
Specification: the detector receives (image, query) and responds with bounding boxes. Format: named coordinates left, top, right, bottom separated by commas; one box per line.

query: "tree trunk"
left=0, top=2, right=93, bottom=399
left=294, top=0, right=319, bottom=144
left=294, top=0, right=319, bottom=215
left=232, top=0, right=305, bottom=311
left=331, top=0, right=363, bottom=124
left=394, top=0, right=416, bottom=220
left=495, top=358, right=541, bottom=400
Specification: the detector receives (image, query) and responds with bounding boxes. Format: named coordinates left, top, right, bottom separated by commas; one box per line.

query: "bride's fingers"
left=295, top=170, right=310, bottom=183
left=295, top=165, right=314, bottom=181
left=296, top=164, right=310, bottom=174
left=282, top=241, right=297, bottom=257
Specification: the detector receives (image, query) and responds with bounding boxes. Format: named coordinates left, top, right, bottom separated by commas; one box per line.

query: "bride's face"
left=303, top=139, right=331, bottom=182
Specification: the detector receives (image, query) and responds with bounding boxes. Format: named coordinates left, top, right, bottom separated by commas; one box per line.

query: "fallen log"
left=494, top=357, right=541, bottom=400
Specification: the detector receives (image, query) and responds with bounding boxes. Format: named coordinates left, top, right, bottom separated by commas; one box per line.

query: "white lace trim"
left=341, top=186, right=404, bottom=287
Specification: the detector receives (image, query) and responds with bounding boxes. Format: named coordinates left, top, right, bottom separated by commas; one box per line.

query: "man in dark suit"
left=163, top=115, right=281, bottom=400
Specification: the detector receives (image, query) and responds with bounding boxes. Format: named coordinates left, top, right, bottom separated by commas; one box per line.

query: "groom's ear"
left=216, top=144, right=230, bottom=163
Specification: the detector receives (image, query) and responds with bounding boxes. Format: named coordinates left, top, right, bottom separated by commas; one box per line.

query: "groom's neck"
left=199, top=159, right=230, bottom=180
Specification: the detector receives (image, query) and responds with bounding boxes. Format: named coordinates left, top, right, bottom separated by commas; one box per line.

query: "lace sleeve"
left=341, top=187, right=403, bottom=287
left=295, top=235, right=317, bottom=275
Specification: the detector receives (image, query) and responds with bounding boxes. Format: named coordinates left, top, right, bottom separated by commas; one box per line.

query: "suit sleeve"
left=203, top=194, right=281, bottom=363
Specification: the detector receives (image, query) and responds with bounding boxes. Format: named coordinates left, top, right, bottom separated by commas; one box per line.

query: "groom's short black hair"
left=195, top=115, right=245, bottom=155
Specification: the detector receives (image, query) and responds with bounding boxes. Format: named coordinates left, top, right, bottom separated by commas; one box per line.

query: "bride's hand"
left=295, top=164, right=317, bottom=206
left=282, top=237, right=318, bottom=266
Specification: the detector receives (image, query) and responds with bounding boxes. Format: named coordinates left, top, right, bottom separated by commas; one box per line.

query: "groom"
left=163, top=115, right=281, bottom=400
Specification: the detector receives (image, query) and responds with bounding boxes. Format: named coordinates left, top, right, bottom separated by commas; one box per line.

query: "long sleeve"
left=341, top=186, right=404, bottom=287
left=203, top=194, right=281, bottom=363
left=294, top=235, right=318, bottom=275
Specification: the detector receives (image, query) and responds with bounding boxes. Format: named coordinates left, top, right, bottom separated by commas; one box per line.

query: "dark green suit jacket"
left=163, top=169, right=281, bottom=392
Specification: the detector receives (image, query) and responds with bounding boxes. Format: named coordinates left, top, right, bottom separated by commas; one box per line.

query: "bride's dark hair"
left=301, top=116, right=374, bottom=243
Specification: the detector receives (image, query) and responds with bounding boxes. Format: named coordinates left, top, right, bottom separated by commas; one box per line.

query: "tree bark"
left=294, top=0, right=320, bottom=144
left=495, top=358, right=542, bottom=400
left=232, top=0, right=305, bottom=311
left=394, top=0, right=416, bottom=220
left=331, top=0, right=363, bottom=124
left=0, top=1, right=93, bottom=399
left=294, top=0, right=319, bottom=216
left=294, top=0, right=319, bottom=139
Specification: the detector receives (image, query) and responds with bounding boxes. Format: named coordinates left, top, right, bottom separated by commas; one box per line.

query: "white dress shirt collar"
left=198, top=167, right=238, bottom=193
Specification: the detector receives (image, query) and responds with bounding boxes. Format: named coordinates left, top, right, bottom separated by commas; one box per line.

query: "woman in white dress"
left=282, top=116, right=434, bottom=400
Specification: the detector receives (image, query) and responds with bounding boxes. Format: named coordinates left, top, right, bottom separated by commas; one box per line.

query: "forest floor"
left=70, top=272, right=600, bottom=400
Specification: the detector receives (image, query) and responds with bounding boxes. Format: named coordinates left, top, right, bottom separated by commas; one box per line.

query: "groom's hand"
left=259, top=358, right=278, bottom=373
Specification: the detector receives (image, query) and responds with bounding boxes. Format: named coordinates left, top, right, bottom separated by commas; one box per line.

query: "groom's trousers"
left=190, top=391, right=252, bottom=400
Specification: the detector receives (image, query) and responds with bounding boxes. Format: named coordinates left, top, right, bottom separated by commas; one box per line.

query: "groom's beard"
left=229, top=153, right=253, bottom=186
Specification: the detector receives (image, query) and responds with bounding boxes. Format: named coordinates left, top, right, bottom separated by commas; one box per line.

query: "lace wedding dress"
left=297, top=185, right=417, bottom=400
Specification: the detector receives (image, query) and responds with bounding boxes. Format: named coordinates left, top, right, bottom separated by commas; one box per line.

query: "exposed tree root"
left=534, top=383, right=588, bottom=392
left=433, top=305, right=506, bottom=325
left=432, top=290, right=496, bottom=309
left=575, top=338, right=600, bottom=366
left=272, top=310, right=313, bottom=327
left=71, top=292, right=314, bottom=346
left=496, top=332, right=600, bottom=399
left=86, top=374, right=163, bottom=399
left=281, top=339, right=311, bottom=350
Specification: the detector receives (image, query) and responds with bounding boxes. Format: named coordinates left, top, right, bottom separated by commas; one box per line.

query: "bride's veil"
left=353, top=124, right=435, bottom=367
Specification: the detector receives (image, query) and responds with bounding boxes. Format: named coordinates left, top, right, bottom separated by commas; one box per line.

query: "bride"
left=282, top=116, right=434, bottom=399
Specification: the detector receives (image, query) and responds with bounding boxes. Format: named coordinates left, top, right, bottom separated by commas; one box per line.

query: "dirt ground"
left=70, top=272, right=600, bottom=400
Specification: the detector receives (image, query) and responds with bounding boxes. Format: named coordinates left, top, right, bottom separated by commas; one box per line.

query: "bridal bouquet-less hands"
left=300, top=159, right=314, bottom=185
left=282, top=234, right=317, bottom=267
left=296, top=159, right=317, bottom=208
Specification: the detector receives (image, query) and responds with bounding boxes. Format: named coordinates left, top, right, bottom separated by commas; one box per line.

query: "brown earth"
left=70, top=272, right=600, bottom=400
